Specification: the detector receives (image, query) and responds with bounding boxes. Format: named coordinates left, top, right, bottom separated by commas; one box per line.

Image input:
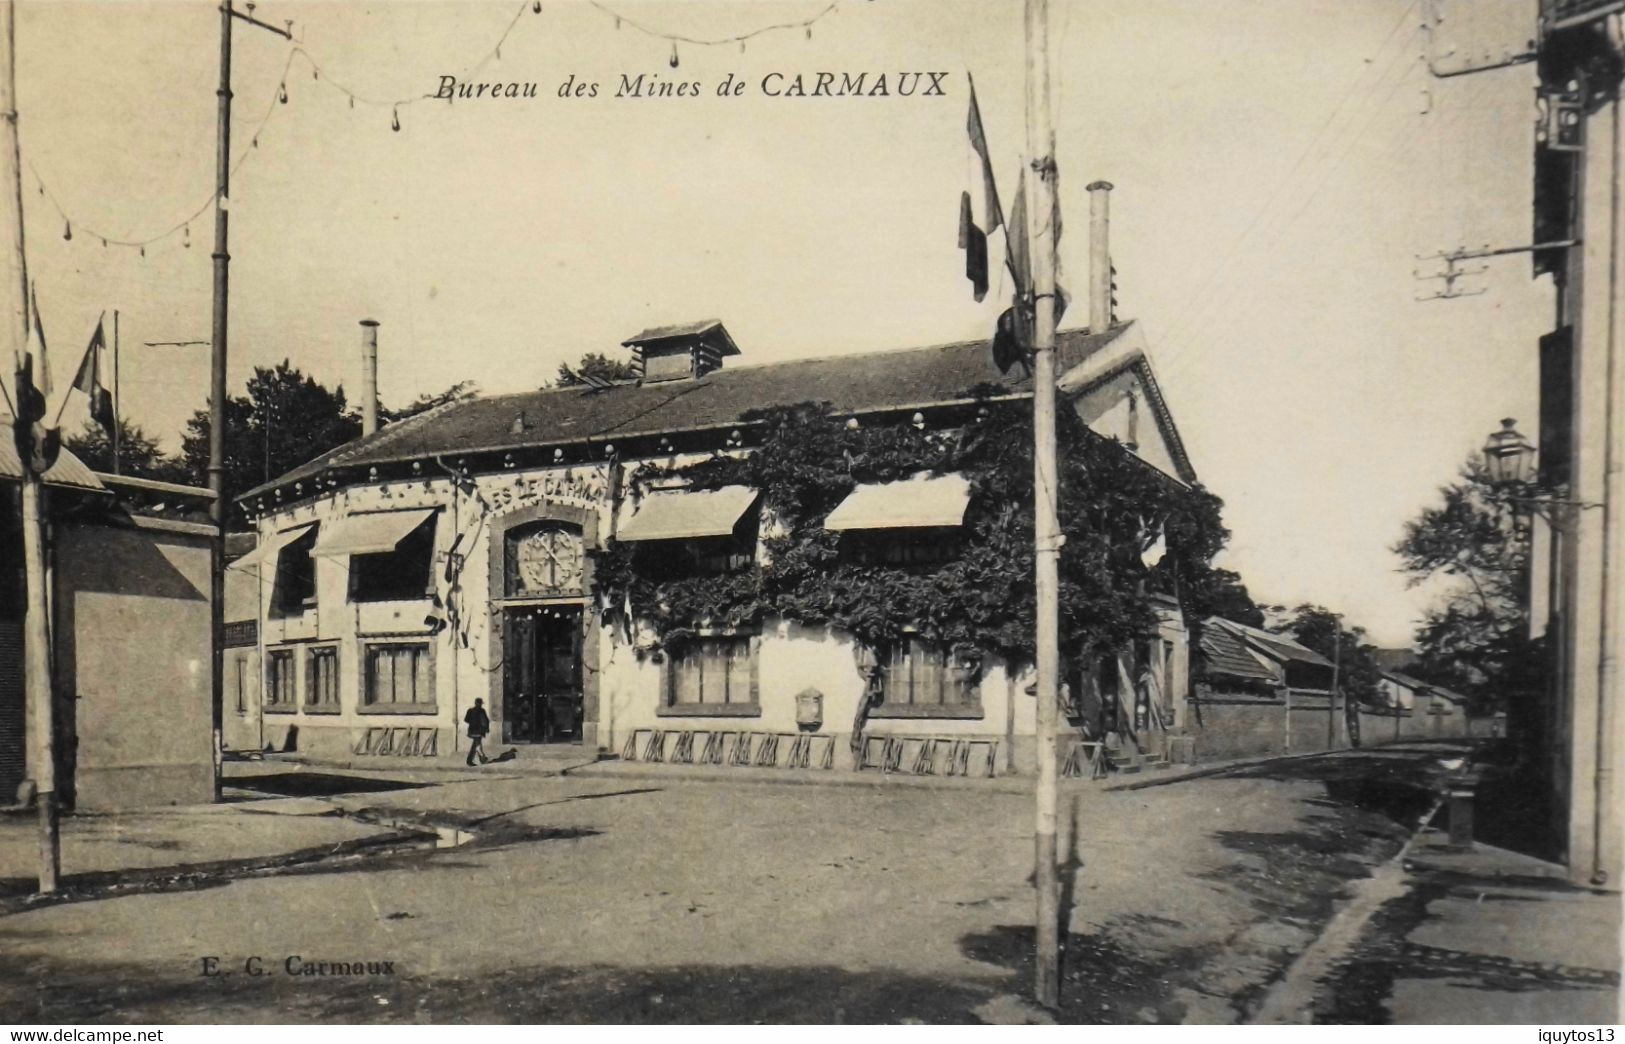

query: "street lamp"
left=1483, top=417, right=1537, bottom=487
left=1482, top=417, right=1598, bottom=526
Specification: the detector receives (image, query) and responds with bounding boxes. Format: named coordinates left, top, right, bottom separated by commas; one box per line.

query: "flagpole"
left=1025, top=0, right=1064, bottom=1009
left=112, top=309, right=120, bottom=475
left=1, top=0, right=59, bottom=893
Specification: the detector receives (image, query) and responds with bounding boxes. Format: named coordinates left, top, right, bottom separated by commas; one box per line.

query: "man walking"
left=464, top=698, right=491, bottom=766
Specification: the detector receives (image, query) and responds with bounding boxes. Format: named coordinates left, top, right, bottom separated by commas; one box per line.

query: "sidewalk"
left=0, top=795, right=403, bottom=905
left=1375, top=830, right=1622, bottom=1024
left=1264, top=824, right=1623, bottom=1024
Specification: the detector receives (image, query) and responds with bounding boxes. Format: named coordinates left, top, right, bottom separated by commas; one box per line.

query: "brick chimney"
left=1087, top=181, right=1114, bottom=333
left=621, top=320, right=740, bottom=383
left=359, top=319, right=379, bottom=436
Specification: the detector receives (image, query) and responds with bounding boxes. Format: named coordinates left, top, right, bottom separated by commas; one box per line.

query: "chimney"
left=1087, top=181, right=1113, bottom=333
left=621, top=320, right=740, bottom=383
left=359, top=319, right=379, bottom=436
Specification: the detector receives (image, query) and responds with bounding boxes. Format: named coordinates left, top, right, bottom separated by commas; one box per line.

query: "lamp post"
left=1484, top=418, right=1537, bottom=489
left=1481, top=418, right=1599, bottom=526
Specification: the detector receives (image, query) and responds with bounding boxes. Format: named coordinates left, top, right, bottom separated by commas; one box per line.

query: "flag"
left=966, top=75, right=1003, bottom=237
left=1004, top=169, right=1069, bottom=351
left=959, top=192, right=988, bottom=301
left=71, top=318, right=115, bottom=442
left=10, top=284, right=59, bottom=476
left=960, top=74, right=1003, bottom=303
left=26, top=282, right=51, bottom=402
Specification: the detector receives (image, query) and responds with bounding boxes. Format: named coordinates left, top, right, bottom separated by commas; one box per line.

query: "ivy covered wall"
left=591, top=395, right=1234, bottom=672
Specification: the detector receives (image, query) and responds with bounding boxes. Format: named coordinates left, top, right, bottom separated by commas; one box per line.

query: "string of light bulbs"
left=28, top=0, right=848, bottom=255
left=589, top=0, right=840, bottom=60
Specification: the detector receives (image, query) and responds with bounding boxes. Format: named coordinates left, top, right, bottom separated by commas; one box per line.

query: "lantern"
left=1483, top=418, right=1536, bottom=488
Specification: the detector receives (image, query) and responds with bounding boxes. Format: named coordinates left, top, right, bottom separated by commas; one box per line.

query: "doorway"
left=502, top=605, right=584, bottom=744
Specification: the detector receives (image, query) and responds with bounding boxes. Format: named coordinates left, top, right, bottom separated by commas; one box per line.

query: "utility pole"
left=111, top=309, right=119, bottom=474
left=1024, top=0, right=1063, bottom=1010
left=1, top=0, right=58, bottom=893
left=1329, top=620, right=1342, bottom=749
left=209, top=0, right=288, bottom=801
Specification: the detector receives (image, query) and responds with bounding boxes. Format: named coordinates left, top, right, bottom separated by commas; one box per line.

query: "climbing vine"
left=591, top=397, right=1233, bottom=667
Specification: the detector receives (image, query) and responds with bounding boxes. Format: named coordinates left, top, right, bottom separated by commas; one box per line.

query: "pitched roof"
left=1210, top=617, right=1335, bottom=669
left=623, top=319, right=739, bottom=355
left=241, top=322, right=1195, bottom=502
left=1198, top=621, right=1280, bottom=683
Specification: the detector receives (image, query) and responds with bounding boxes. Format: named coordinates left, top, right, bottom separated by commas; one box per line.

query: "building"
left=1186, top=616, right=1341, bottom=759
left=1372, top=670, right=1472, bottom=744
left=1, top=444, right=215, bottom=809
left=1521, top=0, right=1625, bottom=887
left=234, top=315, right=1198, bottom=776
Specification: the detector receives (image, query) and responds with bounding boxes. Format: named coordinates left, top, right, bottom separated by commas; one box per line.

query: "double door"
left=503, top=606, right=583, bottom=744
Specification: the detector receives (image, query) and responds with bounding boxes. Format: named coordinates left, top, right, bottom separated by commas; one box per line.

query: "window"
left=362, top=642, right=434, bottom=711
left=841, top=528, right=960, bottom=567
left=875, top=637, right=979, bottom=716
left=637, top=537, right=753, bottom=578
left=305, top=646, right=340, bottom=713
left=351, top=516, right=437, bottom=603
left=265, top=649, right=296, bottom=711
left=274, top=528, right=318, bottom=614
left=660, top=635, right=758, bottom=715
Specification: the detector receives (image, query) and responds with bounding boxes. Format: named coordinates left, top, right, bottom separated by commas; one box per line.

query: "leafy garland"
left=590, top=397, right=1231, bottom=669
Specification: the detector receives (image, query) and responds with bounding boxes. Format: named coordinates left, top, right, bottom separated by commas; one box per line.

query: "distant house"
left=1186, top=616, right=1340, bottom=759
left=1, top=445, right=215, bottom=810
left=1372, top=671, right=1472, bottom=742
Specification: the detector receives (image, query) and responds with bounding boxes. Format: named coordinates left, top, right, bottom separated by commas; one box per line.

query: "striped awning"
left=311, top=508, right=436, bottom=558
left=617, top=486, right=758, bottom=542
left=227, top=523, right=315, bottom=573
left=824, top=474, right=971, bottom=531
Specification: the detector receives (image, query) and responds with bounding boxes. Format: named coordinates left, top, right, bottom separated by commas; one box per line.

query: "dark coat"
left=464, top=706, right=490, bottom=737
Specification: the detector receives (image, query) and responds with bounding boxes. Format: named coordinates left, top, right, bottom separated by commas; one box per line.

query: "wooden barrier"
left=351, top=726, right=440, bottom=758
left=858, top=735, right=999, bottom=778
left=621, top=729, right=837, bottom=771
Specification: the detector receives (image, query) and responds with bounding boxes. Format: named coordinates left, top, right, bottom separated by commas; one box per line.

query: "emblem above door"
left=506, top=522, right=585, bottom=597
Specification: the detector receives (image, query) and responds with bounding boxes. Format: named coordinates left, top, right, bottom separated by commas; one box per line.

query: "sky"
left=5, top=0, right=1550, bottom=646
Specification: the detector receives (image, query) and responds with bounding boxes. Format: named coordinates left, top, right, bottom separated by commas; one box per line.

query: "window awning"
left=227, top=523, right=315, bottom=573
left=824, top=474, right=972, bottom=531
left=311, top=508, right=436, bottom=558
left=617, top=486, right=759, bottom=542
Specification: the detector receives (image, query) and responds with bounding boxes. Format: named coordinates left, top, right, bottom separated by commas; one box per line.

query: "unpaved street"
left=0, top=747, right=1543, bottom=1023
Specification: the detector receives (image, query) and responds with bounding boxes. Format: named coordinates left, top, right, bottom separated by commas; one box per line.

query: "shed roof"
left=0, top=441, right=106, bottom=493
left=1198, top=622, right=1280, bottom=684
left=1210, top=617, right=1335, bottom=669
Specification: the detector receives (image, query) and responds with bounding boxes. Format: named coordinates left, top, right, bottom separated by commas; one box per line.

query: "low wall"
left=1187, top=687, right=1345, bottom=761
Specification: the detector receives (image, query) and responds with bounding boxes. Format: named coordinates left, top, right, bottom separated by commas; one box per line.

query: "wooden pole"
left=1025, top=0, right=1063, bottom=1009
left=0, top=0, right=59, bottom=892
left=1329, top=622, right=1341, bottom=749
left=111, top=309, right=119, bottom=474
left=208, top=0, right=232, bottom=802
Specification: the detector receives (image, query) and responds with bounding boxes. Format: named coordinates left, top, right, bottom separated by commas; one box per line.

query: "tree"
left=62, top=416, right=188, bottom=484
left=1178, top=566, right=1264, bottom=628
left=1272, top=603, right=1384, bottom=706
left=380, top=380, right=480, bottom=424
left=555, top=352, right=638, bottom=387
left=1393, top=453, right=1539, bottom=714
left=180, top=361, right=360, bottom=523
